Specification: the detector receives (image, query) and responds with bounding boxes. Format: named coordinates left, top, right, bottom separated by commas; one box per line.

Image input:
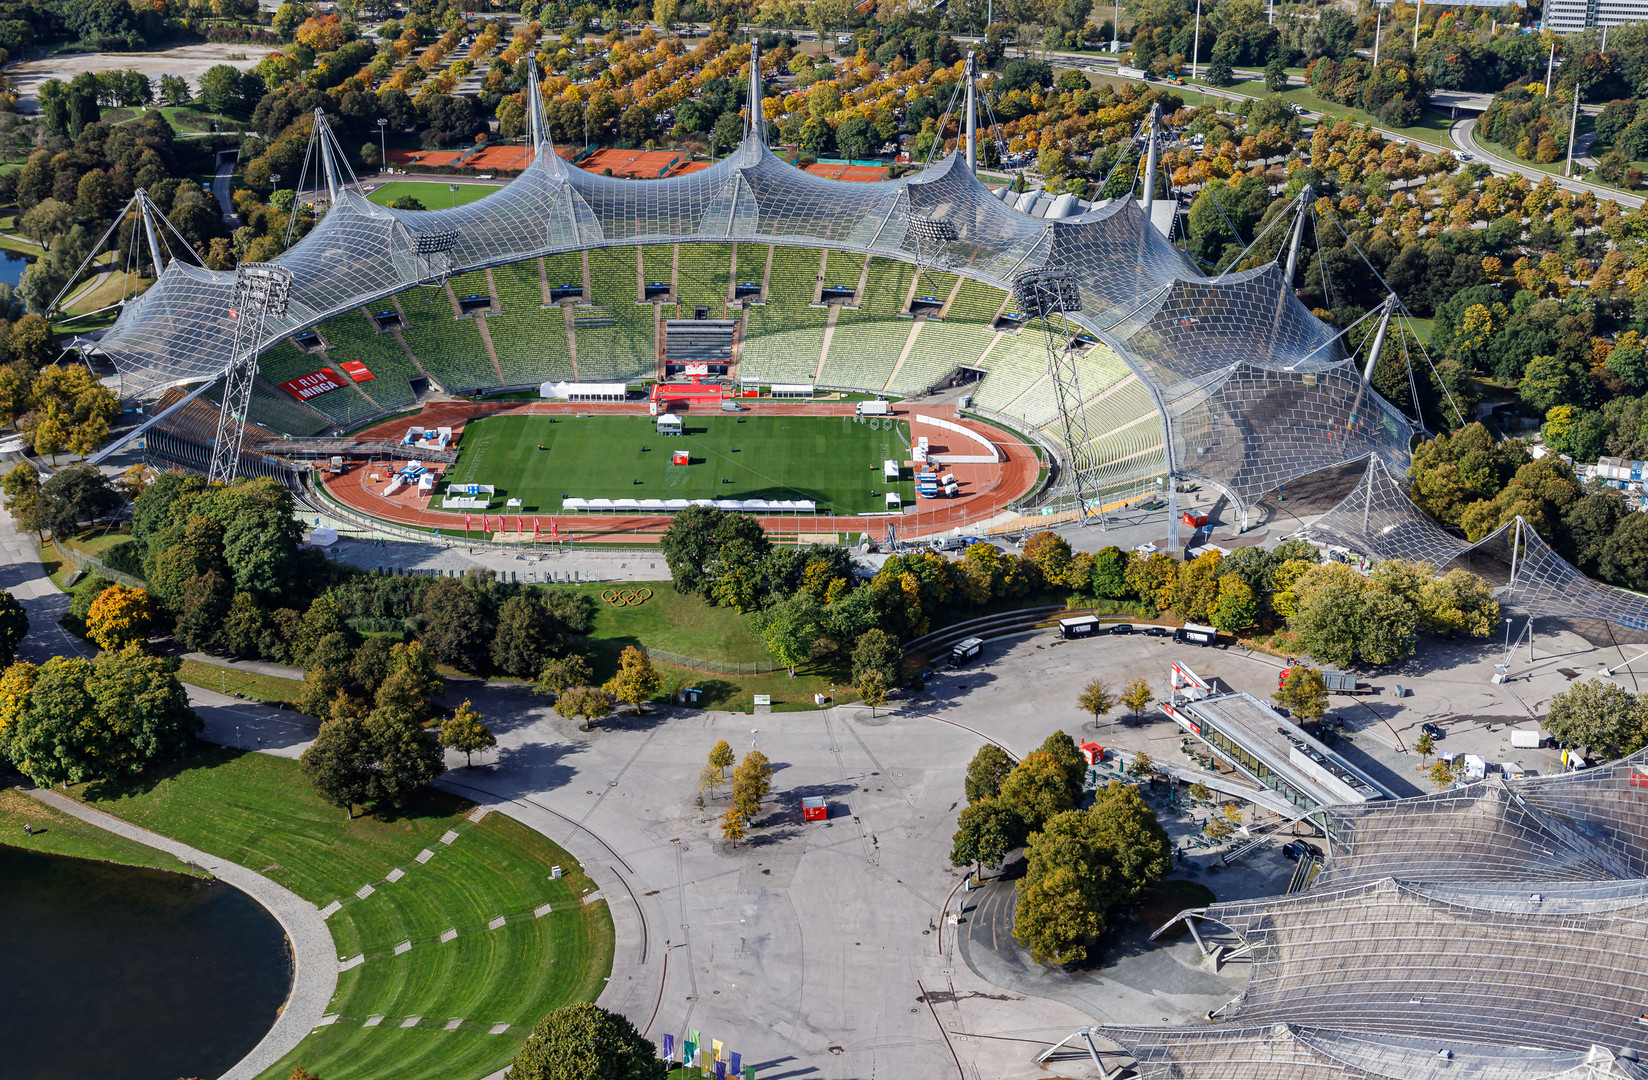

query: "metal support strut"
left=963, top=51, right=978, bottom=175
left=208, top=264, right=294, bottom=485
left=1141, top=103, right=1161, bottom=214
left=747, top=38, right=764, bottom=143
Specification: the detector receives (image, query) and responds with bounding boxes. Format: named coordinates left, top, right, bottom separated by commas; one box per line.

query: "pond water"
left=0, top=843, right=293, bottom=1080
left=0, top=248, right=32, bottom=287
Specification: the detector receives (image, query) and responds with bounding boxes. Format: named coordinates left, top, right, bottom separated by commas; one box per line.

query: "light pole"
left=1546, top=42, right=1556, bottom=96
left=1112, top=0, right=1120, bottom=52
left=1373, top=9, right=1381, bottom=66
left=1504, top=617, right=1513, bottom=651
left=1566, top=79, right=1582, bottom=177
left=378, top=117, right=388, bottom=172
left=1191, top=0, right=1202, bottom=81
left=751, top=728, right=759, bottom=749
left=1413, top=0, right=1421, bottom=50
left=449, top=182, right=459, bottom=208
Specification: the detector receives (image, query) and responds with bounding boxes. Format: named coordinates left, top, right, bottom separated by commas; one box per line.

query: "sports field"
left=437, top=413, right=916, bottom=515
left=367, top=181, right=503, bottom=210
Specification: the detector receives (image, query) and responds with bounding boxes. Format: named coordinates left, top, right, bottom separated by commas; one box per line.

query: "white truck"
left=1117, top=65, right=1149, bottom=80
left=856, top=399, right=890, bottom=416
left=1510, top=729, right=1544, bottom=749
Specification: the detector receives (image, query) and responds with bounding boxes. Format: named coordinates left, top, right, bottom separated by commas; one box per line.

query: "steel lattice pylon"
left=1014, top=267, right=1103, bottom=525
left=209, top=264, right=294, bottom=485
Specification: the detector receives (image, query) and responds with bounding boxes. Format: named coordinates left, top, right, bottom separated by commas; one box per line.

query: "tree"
left=159, top=73, right=190, bottom=104
left=949, top=797, right=1024, bottom=876
left=0, top=591, right=27, bottom=667
left=998, top=750, right=1075, bottom=830
left=491, top=592, right=563, bottom=679
left=1545, top=679, right=1644, bottom=759
left=604, top=646, right=661, bottom=712
left=1211, top=573, right=1257, bottom=634
left=8, top=656, right=95, bottom=786
left=554, top=685, right=614, bottom=730
left=1429, top=757, right=1459, bottom=788
left=1188, top=781, right=1211, bottom=803
left=85, top=585, right=151, bottom=651
left=720, top=803, right=747, bottom=844
left=176, top=569, right=232, bottom=653
left=1274, top=666, right=1328, bottom=723
left=364, top=707, right=445, bottom=809
left=418, top=577, right=496, bottom=673
left=707, top=738, right=735, bottom=775
left=536, top=654, right=594, bottom=697
left=1264, top=58, right=1288, bottom=93
left=1130, top=751, right=1156, bottom=779
left=1077, top=678, right=1115, bottom=723
left=200, top=64, right=250, bottom=114
left=755, top=593, right=820, bottom=675
left=509, top=1003, right=657, bottom=1080
left=659, top=505, right=770, bottom=599
left=301, top=715, right=372, bottom=817
left=1414, top=730, right=1434, bottom=765
left=441, top=700, right=496, bottom=766
left=1040, top=730, right=1087, bottom=805
left=731, top=749, right=773, bottom=819
left=851, top=628, right=901, bottom=686
left=1121, top=677, right=1154, bottom=719
left=1206, top=56, right=1234, bottom=86
left=964, top=743, right=1015, bottom=804
left=1, top=462, right=43, bottom=537
left=82, top=645, right=198, bottom=775
left=36, top=464, right=119, bottom=538
left=857, top=669, right=888, bottom=717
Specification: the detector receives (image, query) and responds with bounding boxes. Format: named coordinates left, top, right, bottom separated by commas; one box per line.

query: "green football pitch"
left=435, top=413, right=916, bottom=516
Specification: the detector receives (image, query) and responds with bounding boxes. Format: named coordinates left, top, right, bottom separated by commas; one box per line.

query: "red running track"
left=323, top=399, right=1040, bottom=542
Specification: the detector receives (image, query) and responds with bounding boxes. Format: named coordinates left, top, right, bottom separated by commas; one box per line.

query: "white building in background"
left=1544, top=0, right=1648, bottom=32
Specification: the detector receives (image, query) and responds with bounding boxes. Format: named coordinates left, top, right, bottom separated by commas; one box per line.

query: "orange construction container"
left=1182, top=512, right=1209, bottom=527
left=802, top=797, right=827, bottom=821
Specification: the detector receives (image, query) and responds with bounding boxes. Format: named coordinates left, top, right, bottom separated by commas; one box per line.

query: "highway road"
left=1448, top=115, right=1643, bottom=208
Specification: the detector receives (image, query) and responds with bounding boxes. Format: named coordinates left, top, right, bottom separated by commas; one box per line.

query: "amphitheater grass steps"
left=486, top=263, right=574, bottom=384
left=397, top=280, right=498, bottom=394
left=69, top=747, right=613, bottom=1080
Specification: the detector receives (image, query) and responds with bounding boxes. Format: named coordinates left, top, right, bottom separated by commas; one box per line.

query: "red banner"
left=339, top=360, right=375, bottom=382
left=279, top=368, right=346, bottom=401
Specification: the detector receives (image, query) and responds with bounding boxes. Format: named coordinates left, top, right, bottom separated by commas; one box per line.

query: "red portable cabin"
left=1182, top=512, right=1209, bottom=527
left=672, top=450, right=690, bottom=466
left=802, top=796, right=827, bottom=821
left=1080, top=740, right=1104, bottom=765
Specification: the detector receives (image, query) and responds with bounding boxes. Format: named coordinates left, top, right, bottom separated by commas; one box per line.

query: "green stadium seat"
left=486, top=262, right=574, bottom=385
left=315, top=310, right=422, bottom=411
left=398, top=272, right=499, bottom=393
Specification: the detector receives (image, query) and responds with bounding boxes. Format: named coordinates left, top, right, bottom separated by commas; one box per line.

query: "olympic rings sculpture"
left=601, top=587, right=653, bottom=607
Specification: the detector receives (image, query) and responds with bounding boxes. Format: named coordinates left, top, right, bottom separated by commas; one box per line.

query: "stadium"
left=81, top=49, right=1418, bottom=547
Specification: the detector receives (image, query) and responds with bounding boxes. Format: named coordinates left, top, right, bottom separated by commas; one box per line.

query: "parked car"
left=1146, top=626, right=1171, bottom=637
left=1283, top=840, right=1322, bottom=862
left=1422, top=722, right=1445, bottom=741
left=1111, top=624, right=1134, bottom=635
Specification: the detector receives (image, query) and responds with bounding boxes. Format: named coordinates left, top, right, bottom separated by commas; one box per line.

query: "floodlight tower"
left=208, top=263, right=294, bottom=485
left=1014, top=267, right=1103, bottom=527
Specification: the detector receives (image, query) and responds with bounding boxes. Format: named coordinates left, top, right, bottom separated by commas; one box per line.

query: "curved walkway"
left=26, top=788, right=338, bottom=1080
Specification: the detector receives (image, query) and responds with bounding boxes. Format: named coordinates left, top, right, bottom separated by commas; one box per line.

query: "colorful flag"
left=744, top=1067, right=756, bottom=1080
left=715, top=1062, right=727, bottom=1080
left=533, top=516, right=541, bottom=538
left=482, top=514, right=490, bottom=532
left=684, top=1042, right=697, bottom=1068
left=515, top=515, right=522, bottom=534
left=690, top=1030, right=702, bottom=1050
left=661, top=1034, right=675, bottom=1061
left=465, top=513, right=472, bottom=532
left=712, top=1040, right=723, bottom=1062
left=730, top=1052, right=741, bottom=1075
left=551, top=517, right=559, bottom=538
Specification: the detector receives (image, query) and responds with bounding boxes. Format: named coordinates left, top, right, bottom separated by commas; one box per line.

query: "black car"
left=1145, top=626, right=1170, bottom=637
left=1111, top=624, right=1134, bottom=635
left=1283, top=840, right=1322, bottom=862
left=1421, top=722, right=1445, bottom=740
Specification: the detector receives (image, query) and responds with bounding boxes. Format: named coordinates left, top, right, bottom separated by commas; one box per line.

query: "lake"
left=0, top=248, right=32, bottom=287
left=0, top=843, right=293, bottom=1080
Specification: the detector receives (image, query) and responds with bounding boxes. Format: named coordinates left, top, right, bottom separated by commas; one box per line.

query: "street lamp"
left=378, top=117, right=388, bottom=173
left=751, top=728, right=759, bottom=749
left=1504, top=617, right=1513, bottom=651
left=449, top=182, right=459, bottom=208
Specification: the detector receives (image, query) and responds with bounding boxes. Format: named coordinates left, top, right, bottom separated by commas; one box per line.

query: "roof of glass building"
left=84, top=121, right=1416, bottom=525
left=1094, top=752, right=1648, bottom=1079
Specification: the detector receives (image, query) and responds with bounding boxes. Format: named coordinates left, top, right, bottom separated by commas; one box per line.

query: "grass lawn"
left=73, top=746, right=615, bottom=1080
left=368, top=181, right=504, bottom=210
left=36, top=538, right=78, bottom=591
left=439, top=414, right=916, bottom=517
left=0, top=786, right=201, bottom=875
left=1199, top=80, right=1457, bottom=147
left=176, top=658, right=305, bottom=705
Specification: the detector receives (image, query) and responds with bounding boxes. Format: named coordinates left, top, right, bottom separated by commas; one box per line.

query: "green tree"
left=1077, top=678, right=1115, bottom=723
left=85, top=585, right=151, bottom=651
left=365, top=707, right=446, bottom=809
left=441, top=699, right=496, bottom=766
left=659, top=505, right=770, bottom=599
left=1, top=462, right=43, bottom=537
left=998, top=750, right=1075, bottom=831
left=964, top=743, right=1016, bottom=804
left=8, top=656, right=95, bottom=786
left=1274, top=665, right=1328, bottom=723
left=1211, top=572, right=1257, bottom=634
left=1188, top=781, right=1211, bottom=803
left=1414, top=730, right=1434, bottom=764
left=755, top=593, right=821, bottom=675
left=509, top=1003, right=656, bottom=1080
left=36, top=463, right=119, bottom=539
left=603, top=645, right=661, bottom=712
left=418, top=577, right=497, bottom=673
left=536, top=653, right=594, bottom=697
left=491, top=591, right=563, bottom=679
left=1089, top=545, right=1131, bottom=599
left=731, top=749, right=773, bottom=820
left=0, top=591, right=27, bottom=667
left=175, top=569, right=233, bottom=653
left=949, top=797, right=1024, bottom=876
left=1264, top=58, right=1288, bottom=92
left=851, top=627, right=902, bottom=685
left=1121, top=676, right=1154, bottom=719
left=1518, top=353, right=1586, bottom=413
left=83, top=645, right=198, bottom=775
left=554, top=685, right=614, bottom=730
left=1545, top=678, right=1644, bottom=758
left=1039, top=729, right=1088, bottom=805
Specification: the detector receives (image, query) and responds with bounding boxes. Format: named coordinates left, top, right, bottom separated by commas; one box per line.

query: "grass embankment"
left=367, top=181, right=503, bottom=209
left=175, top=658, right=305, bottom=704
left=439, top=413, right=916, bottom=516
left=0, top=785, right=202, bottom=874
left=1197, top=80, right=1457, bottom=146
left=73, top=746, right=615, bottom=1080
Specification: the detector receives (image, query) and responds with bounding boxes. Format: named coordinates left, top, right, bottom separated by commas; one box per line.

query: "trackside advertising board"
left=280, top=369, right=346, bottom=400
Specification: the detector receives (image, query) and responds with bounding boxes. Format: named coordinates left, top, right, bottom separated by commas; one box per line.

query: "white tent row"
left=561, top=497, right=817, bottom=513
left=540, top=381, right=628, bottom=401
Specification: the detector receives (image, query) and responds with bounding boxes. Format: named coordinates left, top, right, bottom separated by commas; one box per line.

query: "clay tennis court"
left=322, top=399, right=1040, bottom=542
